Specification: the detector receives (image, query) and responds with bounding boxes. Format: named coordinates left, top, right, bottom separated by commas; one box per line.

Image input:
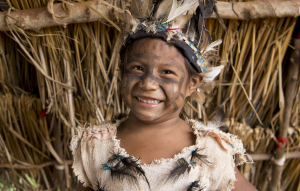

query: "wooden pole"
left=212, top=1, right=300, bottom=20
left=270, top=39, right=300, bottom=191
left=65, top=58, right=76, bottom=137
left=0, top=0, right=300, bottom=32
left=0, top=0, right=119, bottom=31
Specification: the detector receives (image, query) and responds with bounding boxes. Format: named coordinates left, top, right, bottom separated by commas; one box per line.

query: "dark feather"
left=210, top=107, right=229, bottom=132
left=186, top=180, right=205, bottom=191
left=197, top=0, right=204, bottom=46
left=203, top=0, right=214, bottom=19
left=109, top=162, right=139, bottom=184
left=187, top=14, right=197, bottom=41
left=95, top=178, right=108, bottom=191
left=197, top=0, right=216, bottom=47
left=167, top=158, right=192, bottom=182
left=213, top=4, right=228, bottom=33
left=107, top=153, right=150, bottom=188
left=191, top=148, right=210, bottom=166
left=211, top=106, right=225, bottom=122
left=121, top=156, right=151, bottom=188
left=219, top=125, right=229, bottom=133
left=200, top=29, right=212, bottom=49
left=107, top=151, right=124, bottom=163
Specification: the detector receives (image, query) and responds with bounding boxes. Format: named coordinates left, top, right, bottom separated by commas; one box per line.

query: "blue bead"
left=103, top=163, right=111, bottom=170
left=155, top=26, right=166, bottom=31
left=98, top=131, right=102, bottom=133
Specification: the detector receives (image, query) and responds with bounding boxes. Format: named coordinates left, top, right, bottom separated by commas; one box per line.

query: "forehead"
left=128, top=38, right=186, bottom=65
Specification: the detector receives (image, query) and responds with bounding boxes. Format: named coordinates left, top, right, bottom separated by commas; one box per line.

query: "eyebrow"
left=128, top=53, right=184, bottom=70
left=127, top=54, right=150, bottom=64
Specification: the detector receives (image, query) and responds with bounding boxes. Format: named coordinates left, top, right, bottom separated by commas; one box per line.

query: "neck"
left=121, top=114, right=185, bottom=135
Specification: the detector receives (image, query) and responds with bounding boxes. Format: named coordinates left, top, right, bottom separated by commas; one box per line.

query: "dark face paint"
left=121, top=38, right=191, bottom=123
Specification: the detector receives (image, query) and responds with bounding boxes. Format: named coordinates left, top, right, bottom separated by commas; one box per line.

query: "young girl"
left=71, top=1, right=258, bottom=190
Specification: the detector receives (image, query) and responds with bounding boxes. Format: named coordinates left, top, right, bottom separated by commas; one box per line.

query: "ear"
left=118, top=62, right=125, bottom=76
left=186, top=73, right=203, bottom=97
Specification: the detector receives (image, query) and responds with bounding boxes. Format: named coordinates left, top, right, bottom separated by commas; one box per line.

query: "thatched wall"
left=0, top=0, right=299, bottom=190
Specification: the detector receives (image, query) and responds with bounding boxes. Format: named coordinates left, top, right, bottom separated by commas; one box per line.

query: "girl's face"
left=121, top=38, right=198, bottom=123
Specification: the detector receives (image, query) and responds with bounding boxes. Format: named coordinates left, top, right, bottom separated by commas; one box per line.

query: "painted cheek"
left=121, top=70, right=143, bottom=96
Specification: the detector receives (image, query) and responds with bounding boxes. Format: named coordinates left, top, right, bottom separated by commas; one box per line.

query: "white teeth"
left=137, top=97, right=160, bottom=104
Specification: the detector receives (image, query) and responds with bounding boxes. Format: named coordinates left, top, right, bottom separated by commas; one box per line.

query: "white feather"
left=174, top=15, right=191, bottom=29
left=203, top=39, right=222, bottom=54
left=168, top=0, right=177, bottom=22
left=203, top=65, right=224, bottom=82
left=154, top=0, right=173, bottom=20
left=166, top=0, right=198, bottom=23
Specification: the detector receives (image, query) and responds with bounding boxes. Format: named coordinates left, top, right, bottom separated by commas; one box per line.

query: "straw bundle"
left=0, top=0, right=300, bottom=190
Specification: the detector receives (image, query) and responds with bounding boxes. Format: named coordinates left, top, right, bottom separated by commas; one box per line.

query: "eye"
left=161, top=70, right=175, bottom=75
left=132, top=66, right=144, bottom=71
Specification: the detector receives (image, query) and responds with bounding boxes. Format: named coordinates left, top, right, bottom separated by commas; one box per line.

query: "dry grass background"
left=0, top=0, right=299, bottom=190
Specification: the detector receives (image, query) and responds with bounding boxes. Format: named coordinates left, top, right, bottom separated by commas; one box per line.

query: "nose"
left=139, top=74, right=159, bottom=90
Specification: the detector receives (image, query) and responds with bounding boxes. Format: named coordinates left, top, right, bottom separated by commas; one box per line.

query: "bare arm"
left=232, top=167, right=258, bottom=191
left=76, top=182, right=94, bottom=191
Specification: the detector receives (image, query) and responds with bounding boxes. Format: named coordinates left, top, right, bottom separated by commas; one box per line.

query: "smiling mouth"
left=135, top=97, right=162, bottom=104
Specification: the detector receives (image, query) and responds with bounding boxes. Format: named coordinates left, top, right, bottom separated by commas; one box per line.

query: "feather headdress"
left=121, top=0, right=225, bottom=82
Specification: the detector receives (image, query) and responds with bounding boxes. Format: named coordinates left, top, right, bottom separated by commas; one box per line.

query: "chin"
left=131, top=110, right=163, bottom=123
left=130, top=108, right=180, bottom=124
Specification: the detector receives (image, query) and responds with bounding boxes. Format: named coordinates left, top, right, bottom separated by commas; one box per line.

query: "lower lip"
left=135, top=97, right=163, bottom=108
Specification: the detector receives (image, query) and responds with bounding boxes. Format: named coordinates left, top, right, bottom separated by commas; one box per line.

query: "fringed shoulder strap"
left=189, top=119, right=253, bottom=166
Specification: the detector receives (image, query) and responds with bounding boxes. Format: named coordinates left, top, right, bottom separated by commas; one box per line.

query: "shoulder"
left=70, top=118, right=126, bottom=189
left=189, top=119, right=251, bottom=165
left=189, top=119, right=252, bottom=190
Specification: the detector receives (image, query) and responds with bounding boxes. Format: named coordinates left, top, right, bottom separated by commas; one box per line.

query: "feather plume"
left=213, top=4, right=228, bottom=33
left=186, top=179, right=205, bottom=191
left=107, top=153, right=150, bottom=188
left=187, top=14, right=197, bottom=41
left=208, top=107, right=229, bottom=132
left=166, top=0, right=198, bottom=23
left=210, top=107, right=226, bottom=124
left=202, top=65, right=224, bottom=82
left=107, top=162, right=139, bottom=185
left=169, top=0, right=178, bottom=22
left=202, top=0, right=214, bottom=19
left=190, top=148, right=210, bottom=166
left=174, top=15, right=192, bottom=29
left=154, top=0, right=173, bottom=20
left=202, top=39, right=222, bottom=54
left=167, top=158, right=192, bottom=182
left=199, top=29, right=212, bottom=50
left=197, top=0, right=215, bottom=46
left=196, top=0, right=204, bottom=46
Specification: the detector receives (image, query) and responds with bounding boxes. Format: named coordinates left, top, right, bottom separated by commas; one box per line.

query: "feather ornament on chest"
left=103, top=152, right=151, bottom=190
